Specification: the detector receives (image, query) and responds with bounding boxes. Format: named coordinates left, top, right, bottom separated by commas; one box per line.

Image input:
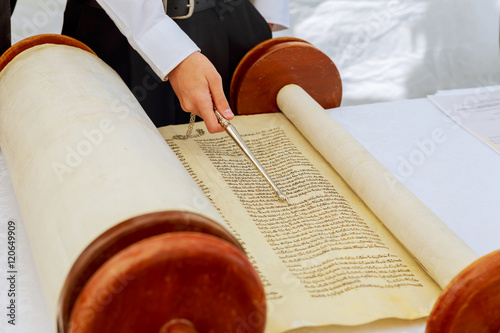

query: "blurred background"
left=12, top=0, right=500, bottom=106
left=11, top=0, right=500, bottom=106
left=276, top=0, right=500, bottom=105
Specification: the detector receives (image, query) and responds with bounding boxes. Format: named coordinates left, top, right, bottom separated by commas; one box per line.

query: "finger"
left=201, top=108, right=225, bottom=134
left=196, top=93, right=225, bottom=134
left=208, top=74, right=234, bottom=121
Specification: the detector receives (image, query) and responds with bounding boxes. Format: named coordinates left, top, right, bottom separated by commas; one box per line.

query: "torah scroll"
left=0, top=35, right=265, bottom=333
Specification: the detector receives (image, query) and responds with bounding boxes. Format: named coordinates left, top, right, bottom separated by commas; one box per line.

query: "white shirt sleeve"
left=96, top=0, right=200, bottom=81
left=95, top=0, right=289, bottom=81
left=252, top=0, right=290, bottom=31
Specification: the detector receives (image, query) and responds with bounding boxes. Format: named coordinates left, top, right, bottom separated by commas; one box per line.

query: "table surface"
left=0, top=96, right=499, bottom=333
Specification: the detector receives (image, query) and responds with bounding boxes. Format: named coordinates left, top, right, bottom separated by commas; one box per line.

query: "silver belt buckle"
left=163, top=0, right=195, bottom=19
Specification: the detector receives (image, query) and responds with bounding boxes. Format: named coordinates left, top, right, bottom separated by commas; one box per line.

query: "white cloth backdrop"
left=277, top=0, right=500, bottom=105
left=3, top=1, right=500, bottom=332
left=11, top=0, right=500, bottom=106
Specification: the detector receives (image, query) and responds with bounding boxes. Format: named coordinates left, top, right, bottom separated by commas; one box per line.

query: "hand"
left=168, top=51, right=234, bottom=133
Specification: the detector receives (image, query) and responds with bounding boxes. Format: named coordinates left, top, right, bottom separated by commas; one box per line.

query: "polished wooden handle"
left=230, top=37, right=342, bottom=115
left=426, top=249, right=500, bottom=332
left=68, top=231, right=266, bottom=333
left=0, top=34, right=95, bottom=73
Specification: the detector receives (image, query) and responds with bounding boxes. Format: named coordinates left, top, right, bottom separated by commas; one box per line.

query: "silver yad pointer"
left=214, top=109, right=290, bottom=205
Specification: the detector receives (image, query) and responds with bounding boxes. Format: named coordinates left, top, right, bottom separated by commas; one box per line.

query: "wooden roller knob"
left=426, top=249, right=500, bottom=332
left=0, top=34, right=95, bottom=72
left=230, top=37, right=342, bottom=115
left=68, top=231, right=265, bottom=333
left=59, top=211, right=266, bottom=333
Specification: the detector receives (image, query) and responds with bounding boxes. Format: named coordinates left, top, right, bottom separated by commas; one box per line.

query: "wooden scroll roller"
left=230, top=37, right=342, bottom=115
left=230, top=37, right=500, bottom=332
left=0, top=34, right=265, bottom=333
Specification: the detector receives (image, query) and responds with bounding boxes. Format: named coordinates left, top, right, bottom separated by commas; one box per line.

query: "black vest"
left=61, top=0, right=271, bottom=127
left=1, top=0, right=16, bottom=55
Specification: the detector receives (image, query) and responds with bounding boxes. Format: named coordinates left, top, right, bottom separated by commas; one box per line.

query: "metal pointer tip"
left=278, top=192, right=291, bottom=205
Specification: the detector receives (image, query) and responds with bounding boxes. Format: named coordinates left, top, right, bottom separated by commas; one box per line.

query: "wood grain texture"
left=68, top=232, right=266, bottom=333
left=58, top=210, right=253, bottom=333
left=426, top=249, right=500, bottom=332
left=0, top=34, right=95, bottom=73
left=230, top=37, right=342, bottom=115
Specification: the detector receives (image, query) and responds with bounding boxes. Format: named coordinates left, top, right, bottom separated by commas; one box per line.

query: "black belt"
left=78, top=0, right=238, bottom=19
left=168, top=0, right=216, bottom=19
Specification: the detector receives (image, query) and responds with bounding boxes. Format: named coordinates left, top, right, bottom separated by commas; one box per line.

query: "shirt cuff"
left=96, top=0, right=200, bottom=81
left=252, top=0, right=290, bottom=31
